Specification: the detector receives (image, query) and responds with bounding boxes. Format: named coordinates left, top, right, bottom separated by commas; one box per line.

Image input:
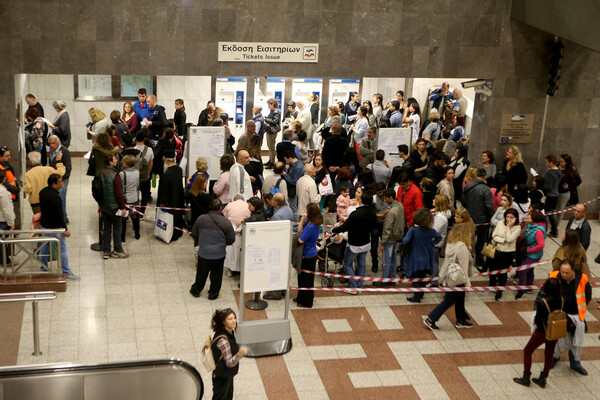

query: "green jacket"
left=381, top=201, right=406, bottom=243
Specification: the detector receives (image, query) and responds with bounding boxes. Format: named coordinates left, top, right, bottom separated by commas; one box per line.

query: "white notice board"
left=186, top=126, right=227, bottom=179
left=376, top=127, right=412, bottom=169
left=241, top=221, right=293, bottom=293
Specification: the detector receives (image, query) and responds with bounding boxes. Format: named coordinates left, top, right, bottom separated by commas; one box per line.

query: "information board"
left=186, top=126, right=227, bottom=179
left=376, top=127, right=412, bottom=169
left=499, top=114, right=534, bottom=144
left=241, top=221, right=293, bottom=293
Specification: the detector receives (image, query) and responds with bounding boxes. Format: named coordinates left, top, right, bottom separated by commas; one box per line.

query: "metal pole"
left=32, top=300, right=41, bottom=356
left=536, top=94, right=551, bottom=170
left=2, top=240, right=6, bottom=282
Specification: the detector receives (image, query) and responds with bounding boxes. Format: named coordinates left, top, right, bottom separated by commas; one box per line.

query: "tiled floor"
left=7, top=158, right=600, bottom=399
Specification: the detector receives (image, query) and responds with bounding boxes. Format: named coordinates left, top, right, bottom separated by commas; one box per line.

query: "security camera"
left=461, top=79, right=487, bottom=89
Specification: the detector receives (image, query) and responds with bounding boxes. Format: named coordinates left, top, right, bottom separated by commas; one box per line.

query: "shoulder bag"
left=481, top=241, right=497, bottom=259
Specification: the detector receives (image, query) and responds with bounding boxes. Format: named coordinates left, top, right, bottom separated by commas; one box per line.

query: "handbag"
left=440, top=251, right=467, bottom=287
left=201, top=334, right=226, bottom=372
left=542, top=298, right=567, bottom=341
left=481, top=241, right=497, bottom=259
left=318, top=175, right=334, bottom=196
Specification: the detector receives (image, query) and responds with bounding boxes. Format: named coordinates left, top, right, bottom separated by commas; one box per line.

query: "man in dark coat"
left=462, top=168, right=494, bottom=267
left=144, top=95, right=167, bottom=139
left=158, top=150, right=185, bottom=241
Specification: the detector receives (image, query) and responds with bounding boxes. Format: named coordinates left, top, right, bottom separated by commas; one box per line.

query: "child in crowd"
left=336, top=186, right=353, bottom=220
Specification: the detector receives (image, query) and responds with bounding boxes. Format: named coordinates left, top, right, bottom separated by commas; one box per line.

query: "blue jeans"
left=58, top=178, right=68, bottom=221
left=343, top=247, right=367, bottom=289
left=382, top=241, right=398, bottom=279
left=39, top=225, right=71, bottom=274
left=289, top=196, right=298, bottom=221
left=0, top=222, right=10, bottom=265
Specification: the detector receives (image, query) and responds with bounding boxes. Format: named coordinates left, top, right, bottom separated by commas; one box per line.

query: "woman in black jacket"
left=174, top=99, right=187, bottom=142
left=501, top=145, right=528, bottom=196
left=513, top=278, right=563, bottom=388
left=263, top=98, right=282, bottom=169
left=210, top=308, right=248, bottom=400
left=186, top=175, right=211, bottom=227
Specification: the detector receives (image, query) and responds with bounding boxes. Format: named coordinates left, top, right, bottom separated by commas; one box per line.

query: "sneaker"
left=515, top=290, right=524, bottom=300
left=343, top=288, right=358, bottom=295
left=111, top=251, right=129, bottom=259
left=64, top=273, right=81, bottom=281
left=456, top=321, right=473, bottom=328
left=103, top=253, right=111, bottom=259
left=423, top=317, right=439, bottom=330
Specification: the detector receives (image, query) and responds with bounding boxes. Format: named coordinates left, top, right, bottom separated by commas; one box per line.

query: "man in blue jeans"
left=39, top=174, right=78, bottom=280
left=374, top=189, right=406, bottom=287
left=331, top=192, right=376, bottom=295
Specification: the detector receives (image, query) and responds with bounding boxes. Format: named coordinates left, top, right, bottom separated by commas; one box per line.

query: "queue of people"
left=12, top=86, right=597, bottom=399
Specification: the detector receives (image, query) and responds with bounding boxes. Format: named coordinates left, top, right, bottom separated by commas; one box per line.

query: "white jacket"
left=0, top=185, right=15, bottom=226
left=491, top=220, right=521, bottom=252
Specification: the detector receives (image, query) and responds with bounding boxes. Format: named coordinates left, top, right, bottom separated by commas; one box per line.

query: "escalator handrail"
left=0, top=358, right=204, bottom=399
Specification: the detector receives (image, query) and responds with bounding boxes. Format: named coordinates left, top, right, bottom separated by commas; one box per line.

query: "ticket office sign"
left=218, top=42, right=318, bottom=63
left=499, top=114, right=534, bottom=144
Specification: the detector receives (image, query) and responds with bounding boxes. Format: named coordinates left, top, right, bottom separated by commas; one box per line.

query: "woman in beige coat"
left=437, top=166, right=455, bottom=210
left=423, top=223, right=474, bottom=330
left=489, top=208, right=521, bottom=300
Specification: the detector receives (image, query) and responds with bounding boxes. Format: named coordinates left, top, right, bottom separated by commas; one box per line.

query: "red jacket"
left=396, top=183, right=423, bottom=226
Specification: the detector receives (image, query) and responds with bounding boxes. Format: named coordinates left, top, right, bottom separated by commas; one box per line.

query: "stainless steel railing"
left=0, top=359, right=204, bottom=399
left=0, top=229, right=66, bottom=280
left=0, top=291, right=57, bottom=356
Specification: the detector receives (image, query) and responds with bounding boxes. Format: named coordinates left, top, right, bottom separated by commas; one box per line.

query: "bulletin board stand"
left=376, top=127, right=412, bottom=169
left=237, top=220, right=294, bottom=357
left=185, top=126, right=227, bottom=180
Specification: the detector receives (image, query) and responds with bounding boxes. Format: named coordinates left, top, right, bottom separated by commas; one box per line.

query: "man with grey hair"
left=228, top=150, right=253, bottom=201
left=48, top=136, right=71, bottom=223
left=157, top=149, right=185, bottom=241
left=24, top=151, right=65, bottom=214
left=296, top=163, right=320, bottom=217
left=236, top=120, right=256, bottom=152
left=252, top=105, right=265, bottom=144
left=51, top=100, right=71, bottom=147
left=452, top=88, right=467, bottom=117
left=429, top=82, right=455, bottom=114
left=294, top=98, right=313, bottom=150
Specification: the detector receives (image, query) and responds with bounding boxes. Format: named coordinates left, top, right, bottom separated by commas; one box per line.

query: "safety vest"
left=0, top=163, right=16, bottom=201
left=549, top=270, right=588, bottom=321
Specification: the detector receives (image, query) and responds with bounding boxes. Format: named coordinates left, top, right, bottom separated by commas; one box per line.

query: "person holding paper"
left=97, top=154, right=128, bottom=260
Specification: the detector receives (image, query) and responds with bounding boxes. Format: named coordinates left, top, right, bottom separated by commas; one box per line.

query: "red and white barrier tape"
left=292, top=281, right=600, bottom=293
left=300, top=259, right=551, bottom=283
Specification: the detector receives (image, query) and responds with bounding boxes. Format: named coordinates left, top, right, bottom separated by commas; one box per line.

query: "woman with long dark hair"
left=489, top=208, right=520, bottom=300
left=294, top=203, right=323, bottom=308
left=344, top=92, right=359, bottom=129
left=263, top=98, right=282, bottom=169
left=174, top=99, right=187, bottom=141
left=557, top=153, right=581, bottom=213
left=552, top=229, right=587, bottom=271
left=362, top=100, right=376, bottom=128
left=210, top=308, right=248, bottom=399
left=402, top=100, right=421, bottom=142
left=513, top=278, right=562, bottom=388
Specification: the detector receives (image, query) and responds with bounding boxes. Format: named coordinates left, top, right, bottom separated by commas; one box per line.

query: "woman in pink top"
left=213, top=154, right=235, bottom=207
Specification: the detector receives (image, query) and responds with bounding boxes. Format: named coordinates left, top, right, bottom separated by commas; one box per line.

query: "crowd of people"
left=5, top=84, right=596, bottom=397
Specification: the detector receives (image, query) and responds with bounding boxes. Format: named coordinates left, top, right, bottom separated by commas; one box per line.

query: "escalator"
left=0, top=359, right=203, bottom=399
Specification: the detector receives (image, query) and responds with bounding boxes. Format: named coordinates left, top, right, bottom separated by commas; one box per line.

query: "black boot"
left=531, top=372, right=547, bottom=388
left=513, top=372, right=531, bottom=387
left=515, top=290, right=524, bottom=300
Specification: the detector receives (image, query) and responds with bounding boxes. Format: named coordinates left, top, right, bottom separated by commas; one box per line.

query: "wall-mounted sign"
left=218, top=42, right=318, bottom=63
left=499, top=114, right=534, bottom=144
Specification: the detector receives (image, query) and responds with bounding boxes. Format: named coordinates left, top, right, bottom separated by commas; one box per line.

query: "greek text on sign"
left=499, top=114, right=534, bottom=144
left=218, top=42, right=318, bottom=63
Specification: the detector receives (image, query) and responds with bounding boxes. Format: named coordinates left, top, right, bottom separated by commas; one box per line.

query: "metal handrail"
left=0, top=229, right=66, bottom=235
left=0, top=236, right=62, bottom=280
left=0, top=291, right=57, bottom=356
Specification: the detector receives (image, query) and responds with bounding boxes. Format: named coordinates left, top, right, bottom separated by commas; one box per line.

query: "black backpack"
left=92, top=177, right=103, bottom=204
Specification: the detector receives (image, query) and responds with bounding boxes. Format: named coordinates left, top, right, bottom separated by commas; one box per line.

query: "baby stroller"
left=317, top=233, right=348, bottom=287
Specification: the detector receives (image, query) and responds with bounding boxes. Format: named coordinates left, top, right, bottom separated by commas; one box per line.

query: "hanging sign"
left=218, top=42, right=319, bottom=63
